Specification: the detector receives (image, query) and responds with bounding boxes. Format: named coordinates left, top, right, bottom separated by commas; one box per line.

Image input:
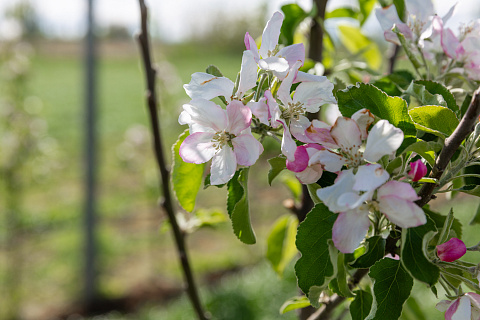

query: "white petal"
left=232, top=134, right=263, bottom=166
left=378, top=196, right=426, bottom=228
left=277, top=61, right=301, bottom=104
left=332, top=209, right=370, bottom=253
left=377, top=181, right=420, bottom=202
left=295, top=164, right=323, bottom=184
left=351, top=109, right=374, bottom=140
left=293, top=71, right=327, bottom=83
left=294, top=81, right=336, bottom=113
left=338, top=190, right=373, bottom=211
left=179, top=132, right=216, bottom=164
left=450, top=296, right=471, bottom=320
left=182, top=99, right=228, bottom=133
left=405, top=0, right=434, bottom=21
left=290, top=116, right=312, bottom=143
left=248, top=99, right=269, bottom=125
left=244, top=32, right=260, bottom=61
left=363, top=120, right=403, bottom=162
left=277, top=43, right=305, bottom=66
left=305, top=119, right=337, bottom=148
left=258, top=57, right=289, bottom=74
left=259, top=11, right=283, bottom=58
left=353, top=164, right=389, bottom=192
left=309, top=149, right=345, bottom=172
left=210, top=146, right=237, bottom=185
left=316, top=169, right=355, bottom=212
left=226, top=101, right=251, bottom=135
left=436, top=300, right=453, bottom=312
left=265, top=90, right=282, bottom=128
left=279, top=120, right=297, bottom=162
left=237, top=50, right=258, bottom=97
left=331, top=117, right=362, bottom=155
left=183, top=73, right=234, bottom=101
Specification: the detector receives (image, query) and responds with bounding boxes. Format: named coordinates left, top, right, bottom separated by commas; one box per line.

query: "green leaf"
left=350, top=236, right=386, bottom=269
left=282, top=175, right=302, bottom=201
left=415, top=80, right=458, bottom=113
left=402, top=140, right=436, bottom=167
left=204, top=174, right=226, bottom=189
left=280, top=4, right=308, bottom=45
left=172, top=130, right=205, bottom=212
left=338, top=25, right=382, bottom=70
left=336, top=252, right=354, bottom=297
left=373, top=71, right=415, bottom=97
left=326, top=7, right=359, bottom=19
left=366, top=258, right=414, bottom=320
left=405, top=82, right=448, bottom=108
left=295, top=204, right=337, bottom=307
left=227, top=169, right=256, bottom=244
left=205, top=64, right=224, bottom=77
left=337, top=83, right=417, bottom=153
left=469, top=202, right=480, bottom=225
left=401, top=216, right=439, bottom=286
left=393, top=0, right=407, bottom=22
left=350, top=290, right=373, bottom=320
left=279, top=296, right=311, bottom=314
left=267, top=215, right=299, bottom=276
left=408, top=106, right=459, bottom=138
left=267, top=156, right=286, bottom=186
left=424, top=208, right=463, bottom=243
left=457, top=184, right=480, bottom=197
left=306, top=183, right=322, bottom=204
left=184, top=209, right=228, bottom=232
left=359, top=0, right=377, bottom=25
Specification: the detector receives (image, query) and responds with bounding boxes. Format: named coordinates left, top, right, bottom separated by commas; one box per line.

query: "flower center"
left=267, top=45, right=280, bottom=58
left=212, top=131, right=235, bottom=151
left=282, top=101, right=305, bottom=120
left=339, top=145, right=362, bottom=168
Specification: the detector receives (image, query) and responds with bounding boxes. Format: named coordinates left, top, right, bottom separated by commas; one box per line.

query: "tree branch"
left=416, top=87, right=480, bottom=207
left=135, top=2, right=208, bottom=319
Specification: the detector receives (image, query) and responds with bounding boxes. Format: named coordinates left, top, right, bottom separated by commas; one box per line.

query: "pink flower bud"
left=408, top=159, right=427, bottom=182
left=436, top=238, right=467, bottom=262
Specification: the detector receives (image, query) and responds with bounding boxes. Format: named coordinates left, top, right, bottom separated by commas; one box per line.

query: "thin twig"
left=135, top=1, right=208, bottom=319
left=416, top=87, right=480, bottom=207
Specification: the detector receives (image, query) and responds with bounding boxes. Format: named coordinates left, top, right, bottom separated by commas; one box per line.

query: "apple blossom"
left=179, top=99, right=263, bottom=185
left=244, top=11, right=305, bottom=80
left=436, top=293, right=480, bottom=320
left=286, top=143, right=325, bottom=184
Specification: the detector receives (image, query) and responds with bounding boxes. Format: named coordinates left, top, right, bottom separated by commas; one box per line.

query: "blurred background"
left=0, top=0, right=479, bottom=319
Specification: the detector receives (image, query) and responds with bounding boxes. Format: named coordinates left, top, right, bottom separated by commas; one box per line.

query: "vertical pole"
left=84, top=0, right=97, bottom=307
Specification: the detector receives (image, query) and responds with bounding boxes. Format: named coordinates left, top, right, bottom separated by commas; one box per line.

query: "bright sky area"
left=0, top=0, right=478, bottom=42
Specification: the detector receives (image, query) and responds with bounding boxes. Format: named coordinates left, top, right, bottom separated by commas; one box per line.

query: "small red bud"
left=436, top=238, right=467, bottom=262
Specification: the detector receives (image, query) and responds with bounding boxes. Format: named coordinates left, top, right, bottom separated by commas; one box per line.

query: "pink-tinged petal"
left=331, top=117, right=362, bottom=155
left=338, top=190, right=373, bottom=211
left=408, top=159, right=428, bottom=181
left=286, top=145, right=309, bottom=173
left=290, top=116, right=312, bottom=143
left=351, top=109, right=374, bottom=140
left=309, top=149, right=345, bottom=173
left=210, top=145, right=237, bottom=185
left=332, top=208, right=370, bottom=253
left=182, top=99, right=228, bottom=133
left=278, top=120, right=297, bottom=162
left=436, top=238, right=467, bottom=262
left=258, top=57, right=289, bottom=74
left=316, top=169, right=355, bottom=212
left=295, top=164, right=323, bottom=184
left=353, top=164, right=389, bottom=192
left=442, top=28, right=461, bottom=59
left=446, top=296, right=471, bottom=320
left=265, top=90, right=282, bottom=128
left=244, top=32, right=260, bottom=61
left=237, top=50, right=258, bottom=97
left=226, top=100, right=251, bottom=135
left=436, top=300, right=453, bottom=313
left=377, top=181, right=420, bottom=202
left=378, top=196, right=426, bottom=228
left=183, top=73, right=234, bottom=101
left=375, top=5, right=402, bottom=33
left=385, top=253, right=400, bottom=260
left=259, top=11, right=283, bottom=58
left=294, top=81, right=336, bottom=113
left=277, top=61, right=302, bottom=105
left=232, top=134, right=263, bottom=166
left=384, top=30, right=401, bottom=45
left=277, top=43, right=305, bottom=66
left=363, top=120, right=404, bottom=162
left=248, top=99, right=269, bottom=125
left=293, top=71, right=327, bottom=83
left=467, top=293, right=480, bottom=316
left=179, top=132, right=216, bottom=164
left=305, top=120, right=337, bottom=148
left=405, top=0, right=434, bottom=21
